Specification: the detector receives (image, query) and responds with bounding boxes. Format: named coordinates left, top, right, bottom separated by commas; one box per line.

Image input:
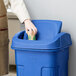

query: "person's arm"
left=4, top=0, right=37, bottom=35
left=9, top=0, right=30, bottom=23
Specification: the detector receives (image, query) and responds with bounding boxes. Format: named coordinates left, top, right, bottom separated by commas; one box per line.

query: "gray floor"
left=3, top=72, right=16, bottom=76
left=3, top=65, right=16, bottom=76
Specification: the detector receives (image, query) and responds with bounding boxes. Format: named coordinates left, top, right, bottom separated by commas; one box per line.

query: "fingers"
left=25, top=26, right=37, bottom=35
left=32, top=27, right=37, bottom=35
left=24, top=20, right=37, bottom=35
left=26, top=29, right=37, bottom=36
left=26, top=28, right=32, bottom=35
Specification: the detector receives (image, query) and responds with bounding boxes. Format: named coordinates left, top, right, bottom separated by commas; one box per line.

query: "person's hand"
left=24, top=19, right=37, bottom=35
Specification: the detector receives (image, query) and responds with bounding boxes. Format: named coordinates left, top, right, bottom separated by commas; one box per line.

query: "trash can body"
left=11, top=20, right=72, bottom=76
left=15, top=48, right=69, bottom=76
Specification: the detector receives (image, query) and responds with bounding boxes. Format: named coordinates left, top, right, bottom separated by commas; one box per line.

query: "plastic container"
left=11, top=20, right=72, bottom=76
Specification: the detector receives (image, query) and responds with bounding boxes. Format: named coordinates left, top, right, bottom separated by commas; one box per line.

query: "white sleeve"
left=9, top=0, right=30, bottom=23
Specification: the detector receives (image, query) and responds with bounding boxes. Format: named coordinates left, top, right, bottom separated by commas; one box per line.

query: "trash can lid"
left=11, top=20, right=72, bottom=52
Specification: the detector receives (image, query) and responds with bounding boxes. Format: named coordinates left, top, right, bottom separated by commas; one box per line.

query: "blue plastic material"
left=11, top=20, right=72, bottom=76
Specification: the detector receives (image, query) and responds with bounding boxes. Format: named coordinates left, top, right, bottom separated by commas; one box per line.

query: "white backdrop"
left=23, top=0, right=76, bottom=76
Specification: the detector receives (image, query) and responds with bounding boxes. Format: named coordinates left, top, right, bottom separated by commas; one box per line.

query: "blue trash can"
left=11, top=20, right=72, bottom=76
